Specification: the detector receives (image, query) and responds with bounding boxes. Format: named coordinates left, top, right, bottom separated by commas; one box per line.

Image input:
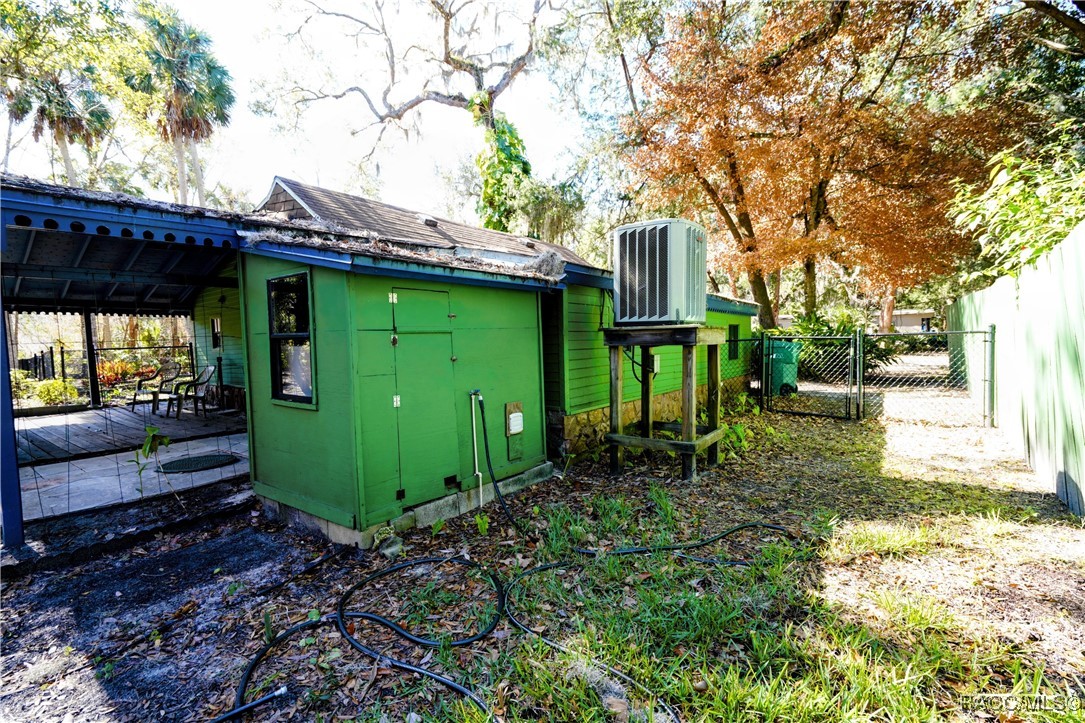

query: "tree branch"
left=1022, top=0, right=1085, bottom=51
left=758, top=1, right=850, bottom=74
left=694, top=167, right=745, bottom=245
left=860, top=5, right=914, bottom=108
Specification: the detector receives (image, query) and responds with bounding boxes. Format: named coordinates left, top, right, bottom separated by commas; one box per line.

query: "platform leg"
left=640, top=346, right=653, bottom=439
left=609, top=345, right=624, bottom=474
left=681, top=345, right=696, bottom=480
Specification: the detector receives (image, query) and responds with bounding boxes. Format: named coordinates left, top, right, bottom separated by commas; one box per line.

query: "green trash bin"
left=770, top=340, right=801, bottom=396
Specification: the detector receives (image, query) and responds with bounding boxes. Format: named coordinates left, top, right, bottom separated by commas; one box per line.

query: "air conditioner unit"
left=613, top=218, right=707, bottom=325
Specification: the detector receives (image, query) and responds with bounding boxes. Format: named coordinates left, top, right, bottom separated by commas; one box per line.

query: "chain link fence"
left=862, top=331, right=990, bottom=426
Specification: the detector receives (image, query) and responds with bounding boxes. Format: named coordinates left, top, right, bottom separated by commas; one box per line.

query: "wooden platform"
left=603, top=325, right=724, bottom=480
left=14, top=405, right=247, bottom=466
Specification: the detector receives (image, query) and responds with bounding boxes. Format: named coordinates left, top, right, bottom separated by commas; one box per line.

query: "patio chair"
left=130, top=360, right=182, bottom=413
left=164, top=364, right=216, bottom=419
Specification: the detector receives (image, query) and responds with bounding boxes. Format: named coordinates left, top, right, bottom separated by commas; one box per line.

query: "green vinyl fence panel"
left=947, top=222, right=1085, bottom=515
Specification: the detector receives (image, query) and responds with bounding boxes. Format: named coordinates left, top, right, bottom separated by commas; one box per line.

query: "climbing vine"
left=472, top=94, right=531, bottom=232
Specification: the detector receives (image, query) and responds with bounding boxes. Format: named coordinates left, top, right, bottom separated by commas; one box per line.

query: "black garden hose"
left=218, top=521, right=795, bottom=721
left=476, top=393, right=528, bottom=534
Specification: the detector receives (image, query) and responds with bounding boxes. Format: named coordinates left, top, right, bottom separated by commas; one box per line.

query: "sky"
left=1, top=0, right=585, bottom=222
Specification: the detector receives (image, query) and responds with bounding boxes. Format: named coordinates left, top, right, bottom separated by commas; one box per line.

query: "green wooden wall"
left=192, top=260, right=244, bottom=387
left=242, top=254, right=361, bottom=529
left=348, top=276, right=547, bottom=527
left=947, top=222, right=1084, bottom=515
left=242, top=253, right=548, bottom=530
left=558, top=285, right=755, bottom=415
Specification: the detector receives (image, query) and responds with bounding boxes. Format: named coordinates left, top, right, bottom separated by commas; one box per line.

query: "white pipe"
left=469, top=391, right=484, bottom=510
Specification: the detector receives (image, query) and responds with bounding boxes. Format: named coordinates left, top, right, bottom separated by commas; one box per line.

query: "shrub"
left=9, top=369, right=37, bottom=400
left=769, top=309, right=899, bottom=380
left=36, top=379, right=79, bottom=406
left=97, top=359, right=138, bottom=387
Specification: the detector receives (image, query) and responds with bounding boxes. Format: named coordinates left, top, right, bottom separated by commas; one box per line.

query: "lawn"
left=1, top=412, right=1082, bottom=722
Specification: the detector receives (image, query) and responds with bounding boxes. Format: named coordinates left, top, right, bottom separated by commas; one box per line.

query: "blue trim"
left=1, top=189, right=246, bottom=249
left=707, top=295, right=759, bottom=316
left=565, top=263, right=613, bottom=289
left=245, top=242, right=562, bottom=292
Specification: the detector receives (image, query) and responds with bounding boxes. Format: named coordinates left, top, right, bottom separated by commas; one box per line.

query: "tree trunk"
left=879, top=288, right=897, bottom=333
left=803, top=255, right=817, bottom=318
left=770, top=271, right=781, bottom=316
left=748, top=269, right=777, bottom=328
left=189, top=139, right=205, bottom=207
left=57, top=134, right=76, bottom=186
left=728, top=273, right=739, bottom=298
left=99, top=315, right=111, bottom=350
left=2, top=119, right=14, bottom=173
left=707, top=271, right=721, bottom=293
left=126, top=316, right=138, bottom=348
left=173, top=135, right=188, bottom=204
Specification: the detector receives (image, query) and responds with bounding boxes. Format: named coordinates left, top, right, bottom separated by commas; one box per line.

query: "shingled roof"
left=255, top=176, right=597, bottom=269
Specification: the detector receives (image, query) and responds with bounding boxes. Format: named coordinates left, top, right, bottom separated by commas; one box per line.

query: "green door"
left=393, top=289, right=461, bottom=506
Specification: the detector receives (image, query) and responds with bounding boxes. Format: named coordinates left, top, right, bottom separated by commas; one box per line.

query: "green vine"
left=471, top=93, right=531, bottom=232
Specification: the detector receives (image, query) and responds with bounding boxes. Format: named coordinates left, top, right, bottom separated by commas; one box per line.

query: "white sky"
left=2, top=0, right=584, bottom=222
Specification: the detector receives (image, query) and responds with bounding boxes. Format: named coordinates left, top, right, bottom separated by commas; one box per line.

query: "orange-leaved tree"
left=627, top=0, right=1044, bottom=328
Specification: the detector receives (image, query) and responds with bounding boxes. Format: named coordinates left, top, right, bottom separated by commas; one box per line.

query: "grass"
left=433, top=414, right=1082, bottom=722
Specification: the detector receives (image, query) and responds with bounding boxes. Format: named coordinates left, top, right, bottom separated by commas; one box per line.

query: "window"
left=268, top=273, right=313, bottom=403
left=211, top=317, right=222, bottom=349
left=921, top=317, right=932, bottom=332
left=728, top=324, right=740, bottom=360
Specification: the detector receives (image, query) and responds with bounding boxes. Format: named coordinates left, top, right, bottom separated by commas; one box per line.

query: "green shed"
left=239, top=178, right=592, bottom=541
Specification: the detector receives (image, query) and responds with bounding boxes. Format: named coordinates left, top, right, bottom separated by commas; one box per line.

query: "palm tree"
left=6, top=70, right=112, bottom=186
left=131, top=6, right=234, bottom=205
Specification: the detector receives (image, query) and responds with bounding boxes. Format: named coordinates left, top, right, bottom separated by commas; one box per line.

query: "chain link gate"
left=862, top=330, right=992, bottom=426
left=757, top=328, right=994, bottom=426
left=762, top=334, right=858, bottom=419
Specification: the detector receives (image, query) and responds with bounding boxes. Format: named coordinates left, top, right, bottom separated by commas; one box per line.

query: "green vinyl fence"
left=947, top=222, right=1084, bottom=515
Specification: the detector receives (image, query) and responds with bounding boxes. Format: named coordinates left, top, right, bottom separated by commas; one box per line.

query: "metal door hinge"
left=392, top=394, right=401, bottom=408
left=388, top=292, right=398, bottom=303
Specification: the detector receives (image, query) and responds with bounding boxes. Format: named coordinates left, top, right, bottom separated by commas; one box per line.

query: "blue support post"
left=1, top=254, right=26, bottom=547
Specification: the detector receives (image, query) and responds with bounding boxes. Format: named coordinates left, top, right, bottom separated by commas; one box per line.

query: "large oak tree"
left=628, top=1, right=1049, bottom=328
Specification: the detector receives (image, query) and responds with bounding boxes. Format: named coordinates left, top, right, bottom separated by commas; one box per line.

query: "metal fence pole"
left=856, top=328, right=865, bottom=420
left=985, top=324, right=996, bottom=427
left=758, top=331, right=767, bottom=411
left=59, top=346, right=66, bottom=381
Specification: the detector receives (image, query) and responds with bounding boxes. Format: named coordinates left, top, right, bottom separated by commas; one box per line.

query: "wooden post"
left=640, top=346, right=653, bottom=439
left=707, top=344, right=720, bottom=467
left=83, top=311, right=101, bottom=407
left=681, top=344, right=696, bottom=480
left=609, top=344, right=624, bottom=474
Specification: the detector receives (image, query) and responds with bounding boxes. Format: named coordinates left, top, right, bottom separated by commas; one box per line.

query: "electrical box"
left=613, top=218, right=707, bottom=325
left=506, top=402, right=523, bottom=461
